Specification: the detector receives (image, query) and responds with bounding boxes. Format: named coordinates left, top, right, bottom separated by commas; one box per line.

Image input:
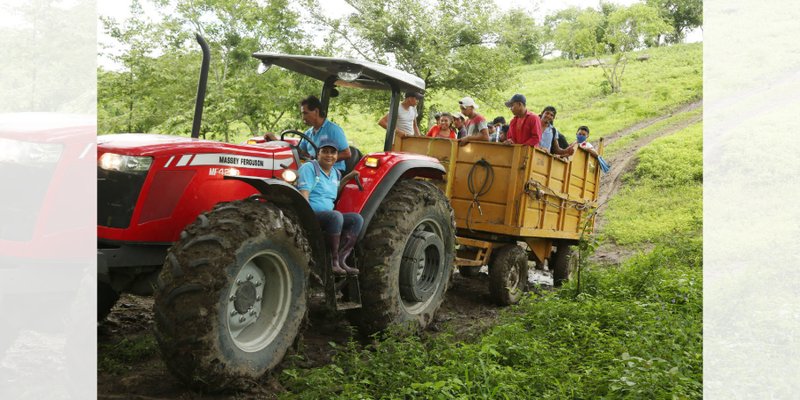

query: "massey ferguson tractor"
left=97, top=36, right=454, bottom=390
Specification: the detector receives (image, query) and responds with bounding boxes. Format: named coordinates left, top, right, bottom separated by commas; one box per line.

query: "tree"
left=646, top=0, right=702, bottom=43
left=552, top=7, right=605, bottom=60
left=303, top=0, right=514, bottom=123
left=497, top=9, right=546, bottom=64
left=98, top=0, right=317, bottom=140
left=554, top=4, right=671, bottom=93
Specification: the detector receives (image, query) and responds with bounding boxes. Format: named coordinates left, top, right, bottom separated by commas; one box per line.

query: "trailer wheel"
left=153, top=199, right=310, bottom=391
left=552, top=241, right=574, bottom=287
left=489, top=244, right=528, bottom=305
left=350, top=180, right=455, bottom=335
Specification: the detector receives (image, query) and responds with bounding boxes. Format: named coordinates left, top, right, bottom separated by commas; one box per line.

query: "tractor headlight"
left=98, top=153, right=153, bottom=173
left=364, top=157, right=379, bottom=168
left=280, top=169, right=298, bottom=183
left=0, top=138, right=63, bottom=164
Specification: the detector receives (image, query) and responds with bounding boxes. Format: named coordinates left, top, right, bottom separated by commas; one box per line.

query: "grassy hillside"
left=277, top=121, right=704, bottom=399
left=333, top=43, right=702, bottom=154
left=603, top=122, right=703, bottom=245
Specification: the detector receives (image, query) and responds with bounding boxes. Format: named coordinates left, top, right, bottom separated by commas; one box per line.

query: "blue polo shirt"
left=297, top=161, right=341, bottom=212
left=540, top=124, right=559, bottom=152
left=299, top=119, right=349, bottom=172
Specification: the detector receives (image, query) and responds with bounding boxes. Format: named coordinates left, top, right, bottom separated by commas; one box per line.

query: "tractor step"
left=335, top=301, right=362, bottom=310
left=329, top=274, right=363, bottom=311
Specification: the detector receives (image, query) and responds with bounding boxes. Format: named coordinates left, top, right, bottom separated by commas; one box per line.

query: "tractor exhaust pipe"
left=192, top=33, right=210, bottom=139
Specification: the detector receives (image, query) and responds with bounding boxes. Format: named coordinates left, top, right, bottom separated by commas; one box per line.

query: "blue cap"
left=317, top=136, right=339, bottom=150
left=504, top=94, right=526, bottom=107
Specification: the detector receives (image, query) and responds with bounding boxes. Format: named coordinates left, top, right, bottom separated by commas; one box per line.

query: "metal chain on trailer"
left=523, top=179, right=590, bottom=211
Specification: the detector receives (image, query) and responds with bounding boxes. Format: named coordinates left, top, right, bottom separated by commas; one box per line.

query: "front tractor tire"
left=489, top=244, right=529, bottom=306
left=153, top=199, right=311, bottom=391
left=350, top=179, right=455, bottom=335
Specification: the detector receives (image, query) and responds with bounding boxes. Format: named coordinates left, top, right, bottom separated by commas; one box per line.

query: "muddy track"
left=98, top=274, right=511, bottom=400
left=590, top=100, right=702, bottom=265
left=597, top=100, right=703, bottom=217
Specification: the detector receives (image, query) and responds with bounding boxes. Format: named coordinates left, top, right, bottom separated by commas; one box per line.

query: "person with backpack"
left=539, top=105, right=575, bottom=157
left=297, top=137, right=363, bottom=275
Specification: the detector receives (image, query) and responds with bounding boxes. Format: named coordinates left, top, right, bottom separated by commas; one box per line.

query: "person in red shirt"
left=503, top=94, right=542, bottom=147
left=426, top=112, right=457, bottom=139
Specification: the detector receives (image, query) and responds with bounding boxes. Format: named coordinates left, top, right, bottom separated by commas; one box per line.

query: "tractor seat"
left=343, top=146, right=362, bottom=176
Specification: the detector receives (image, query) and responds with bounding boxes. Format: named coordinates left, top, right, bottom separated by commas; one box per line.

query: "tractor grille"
left=0, top=162, right=56, bottom=241
left=97, top=167, right=148, bottom=228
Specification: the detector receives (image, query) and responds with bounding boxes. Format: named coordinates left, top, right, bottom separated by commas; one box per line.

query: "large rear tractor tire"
left=552, top=241, right=574, bottom=288
left=349, top=180, right=455, bottom=335
left=489, top=244, right=528, bottom=306
left=153, top=199, right=311, bottom=391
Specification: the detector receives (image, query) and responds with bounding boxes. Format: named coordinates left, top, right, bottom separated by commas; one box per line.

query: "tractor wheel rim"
left=401, top=217, right=444, bottom=314
left=227, top=250, right=292, bottom=352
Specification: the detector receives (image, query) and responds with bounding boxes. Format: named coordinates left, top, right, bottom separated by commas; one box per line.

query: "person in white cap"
left=456, top=97, right=489, bottom=147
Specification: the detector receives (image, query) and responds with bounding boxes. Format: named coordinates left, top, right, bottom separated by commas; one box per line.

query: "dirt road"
left=96, top=100, right=702, bottom=398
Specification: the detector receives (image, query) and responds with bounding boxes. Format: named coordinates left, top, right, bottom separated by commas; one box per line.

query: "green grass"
left=277, top=118, right=703, bottom=398
left=336, top=43, right=702, bottom=154
left=98, top=335, right=158, bottom=374
left=603, top=122, right=703, bottom=245
left=279, top=236, right=702, bottom=399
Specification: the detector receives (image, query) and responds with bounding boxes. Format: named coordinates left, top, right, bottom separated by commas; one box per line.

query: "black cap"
left=504, top=94, right=526, bottom=107
left=492, top=116, right=506, bottom=125
left=405, top=91, right=424, bottom=100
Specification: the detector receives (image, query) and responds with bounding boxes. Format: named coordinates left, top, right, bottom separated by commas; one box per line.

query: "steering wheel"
left=280, top=129, right=319, bottom=160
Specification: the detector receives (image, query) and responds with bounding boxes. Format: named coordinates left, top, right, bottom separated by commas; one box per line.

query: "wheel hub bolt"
left=247, top=274, right=253, bottom=280
left=249, top=310, right=257, bottom=316
left=254, top=281, right=262, bottom=287
left=229, top=295, right=236, bottom=301
left=239, top=316, right=246, bottom=323
left=230, top=310, right=237, bottom=316
left=256, top=296, right=262, bottom=301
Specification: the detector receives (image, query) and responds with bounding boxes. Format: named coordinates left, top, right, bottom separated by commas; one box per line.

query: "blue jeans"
left=315, top=211, right=364, bottom=237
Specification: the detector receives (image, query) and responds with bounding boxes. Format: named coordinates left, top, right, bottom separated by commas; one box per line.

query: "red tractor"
left=97, top=36, right=455, bottom=389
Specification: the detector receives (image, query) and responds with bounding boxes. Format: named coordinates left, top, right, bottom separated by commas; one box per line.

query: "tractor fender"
left=356, top=159, right=445, bottom=241
left=224, top=176, right=327, bottom=278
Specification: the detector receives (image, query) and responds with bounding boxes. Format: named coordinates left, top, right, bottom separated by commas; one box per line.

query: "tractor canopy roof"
left=252, top=53, right=425, bottom=94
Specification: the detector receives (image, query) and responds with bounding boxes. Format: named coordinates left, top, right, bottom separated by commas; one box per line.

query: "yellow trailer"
left=394, top=136, right=602, bottom=304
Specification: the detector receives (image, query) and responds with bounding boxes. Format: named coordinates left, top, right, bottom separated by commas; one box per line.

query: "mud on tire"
left=153, top=199, right=311, bottom=391
left=348, top=179, right=455, bottom=335
left=489, top=244, right=528, bottom=306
